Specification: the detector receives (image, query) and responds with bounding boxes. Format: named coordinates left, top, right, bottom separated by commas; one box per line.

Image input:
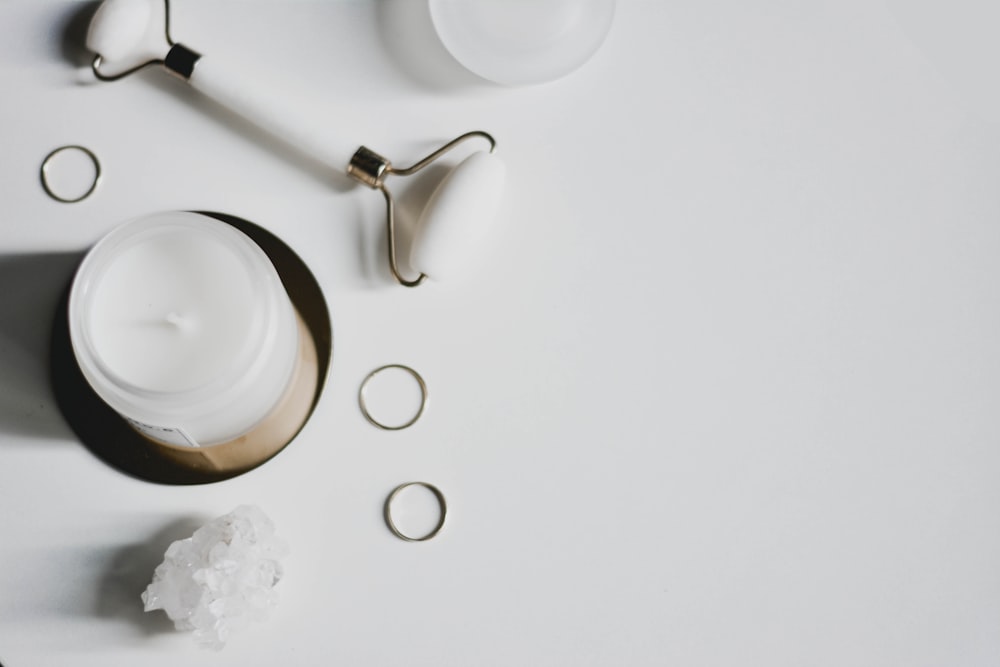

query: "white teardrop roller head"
left=86, top=0, right=154, bottom=60
left=410, top=150, right=506, bottom=281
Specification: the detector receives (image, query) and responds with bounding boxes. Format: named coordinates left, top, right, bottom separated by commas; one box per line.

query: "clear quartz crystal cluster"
left=141, top=505, right=287, bottom=649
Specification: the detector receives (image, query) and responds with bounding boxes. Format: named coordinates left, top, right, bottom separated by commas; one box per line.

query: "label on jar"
left=125, top=417, right=200, bottom=448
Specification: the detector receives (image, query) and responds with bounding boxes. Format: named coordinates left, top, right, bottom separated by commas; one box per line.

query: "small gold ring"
left=384, top=482, right=447, bottom=542
left=358, top=364, right=427, bottom=430
left=40, top=145, right=101, bottom=203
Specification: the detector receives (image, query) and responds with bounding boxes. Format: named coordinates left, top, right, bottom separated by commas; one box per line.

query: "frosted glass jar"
left=68, top=211, right=302, bottom=448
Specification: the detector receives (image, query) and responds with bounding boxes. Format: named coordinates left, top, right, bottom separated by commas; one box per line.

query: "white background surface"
left=2, top=1, right=1000, bottom=665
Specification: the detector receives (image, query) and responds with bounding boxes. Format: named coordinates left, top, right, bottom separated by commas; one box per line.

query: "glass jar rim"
left=68, top=211, right=295, bottom=421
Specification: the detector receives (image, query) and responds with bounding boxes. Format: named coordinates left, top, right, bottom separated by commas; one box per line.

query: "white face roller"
left=86, top=0, right=505, bottom=287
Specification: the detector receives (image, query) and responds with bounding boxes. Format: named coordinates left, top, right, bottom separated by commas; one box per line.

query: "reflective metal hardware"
left=40, top=145, right=101, bottom=203
left=347, top=131, right=497, bottom=287
left=384, top=482, right=448, bottom=542
left=87, top=0, right=497, bottom=287
left=346, top=146, right=391, bottom=189
left=358, top=364, right=428, bottom=431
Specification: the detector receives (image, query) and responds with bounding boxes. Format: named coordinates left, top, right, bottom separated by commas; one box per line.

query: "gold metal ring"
left=40, top=145, right=101, bottom=203
left=358, top=364, right=427, bottom=430
left=384, top=482, right=447, bottom=542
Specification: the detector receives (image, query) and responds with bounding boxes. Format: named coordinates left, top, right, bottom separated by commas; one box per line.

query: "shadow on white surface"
left=55, top=1, right=100, bottom=70
left=0, top=517, right=206, bottom=647
left=0, top=252, right=82, bottom=441
left=94, top=517, right=207, bottom=637
left=374, top=0, right=485, bottom=90
left=115, top=72, right=359, bottom=194
left=884, top=0, right=1000, bottom=121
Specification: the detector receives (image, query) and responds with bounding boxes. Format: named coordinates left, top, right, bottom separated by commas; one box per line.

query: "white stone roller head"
left=86, top=0, right=167, bottom=68
left=410, top=150, right=506, bottom=281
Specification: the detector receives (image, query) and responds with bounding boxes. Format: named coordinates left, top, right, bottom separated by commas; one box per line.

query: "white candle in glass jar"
left=68, top=211, right=300, bottom=447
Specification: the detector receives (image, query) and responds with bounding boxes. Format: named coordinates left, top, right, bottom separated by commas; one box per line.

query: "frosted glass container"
left=68, top=211, right=301, bottom=447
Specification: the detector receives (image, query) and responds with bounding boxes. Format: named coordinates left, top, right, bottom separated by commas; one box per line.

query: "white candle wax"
left=69, top=212, right=300, bottom=447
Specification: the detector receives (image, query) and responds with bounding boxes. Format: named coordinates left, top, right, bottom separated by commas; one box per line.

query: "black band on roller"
left=164, top=43, right=201, bottom=80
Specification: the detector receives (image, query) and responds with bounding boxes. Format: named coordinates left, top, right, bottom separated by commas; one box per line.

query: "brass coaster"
left=50, top=211, right=332, bottom=484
